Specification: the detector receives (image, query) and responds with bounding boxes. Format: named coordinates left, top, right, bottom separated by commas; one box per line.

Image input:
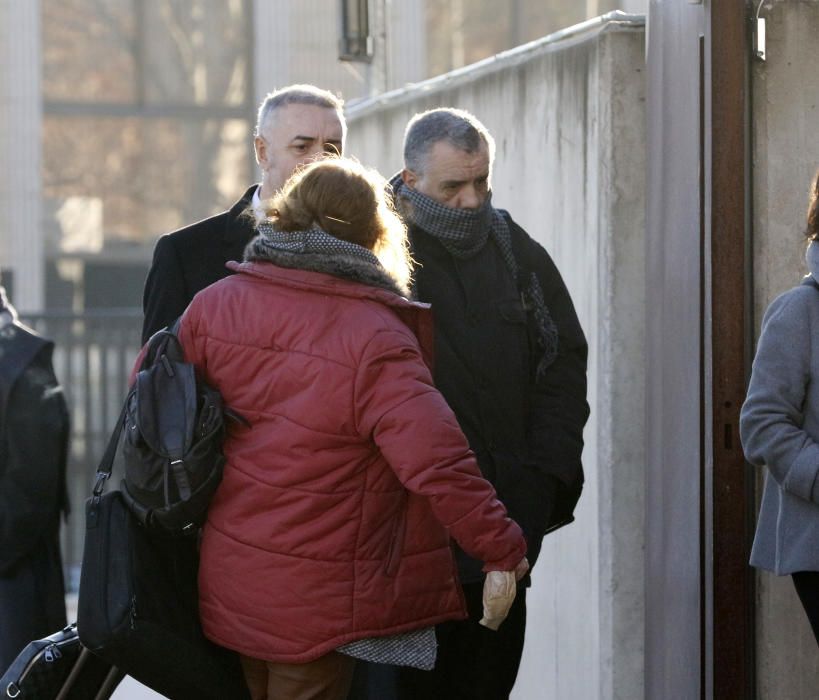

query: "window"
left=339, top=0, right=372, bottom=62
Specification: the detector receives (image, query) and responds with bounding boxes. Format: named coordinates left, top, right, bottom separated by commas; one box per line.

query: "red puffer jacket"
left=177, top=259, right=526, bottom=663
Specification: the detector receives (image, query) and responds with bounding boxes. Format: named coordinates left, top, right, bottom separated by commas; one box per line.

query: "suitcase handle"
left=54, top=647, right=91, bottom=700
left=94, top=666, right=126, bottom=700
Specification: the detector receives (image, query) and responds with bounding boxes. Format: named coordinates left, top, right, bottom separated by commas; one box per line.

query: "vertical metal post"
left=709, top=0, right=754, bottom=696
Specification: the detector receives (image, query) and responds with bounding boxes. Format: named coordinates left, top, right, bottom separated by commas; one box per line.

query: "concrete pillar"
left=385, top=0, right=426, bottom=89
left=0, top=0, right=43, bottom=310
left=252, top=0, right=424, bottom=107
left=619, top=0, right=648, bottom=14
left=252, top=0, right=292, bottom=107
left=588, top=0, right=648, bottom=15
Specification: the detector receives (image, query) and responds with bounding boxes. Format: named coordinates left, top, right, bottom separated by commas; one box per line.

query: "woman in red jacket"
left=177, top=157, right=528, bottom=700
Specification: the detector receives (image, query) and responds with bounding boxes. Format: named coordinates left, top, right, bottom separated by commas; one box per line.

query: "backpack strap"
left=86, top=397, right=128, bottom=529
left=92, top=401, right=128, bottom=497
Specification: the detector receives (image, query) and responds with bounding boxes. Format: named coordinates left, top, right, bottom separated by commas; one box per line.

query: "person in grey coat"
left=741, top=171, right=819, bottom=645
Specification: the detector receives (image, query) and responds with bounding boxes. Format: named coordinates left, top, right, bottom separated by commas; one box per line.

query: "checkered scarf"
left=390, top=174, right=518, bottom=274
left=391, top=175, right=558, bottom=381
left=252, top=223, right=381, bottom=267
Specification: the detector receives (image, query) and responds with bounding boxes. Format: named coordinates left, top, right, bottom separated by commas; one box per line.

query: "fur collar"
left=244, top=242, right=410, bottom=298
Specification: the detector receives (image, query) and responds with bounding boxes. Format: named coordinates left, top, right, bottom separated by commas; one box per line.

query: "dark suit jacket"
left=141, top=185, right=258, bottom=343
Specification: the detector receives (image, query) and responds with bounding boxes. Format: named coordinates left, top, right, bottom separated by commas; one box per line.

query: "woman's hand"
left=479, top=570, right=517, bottom=631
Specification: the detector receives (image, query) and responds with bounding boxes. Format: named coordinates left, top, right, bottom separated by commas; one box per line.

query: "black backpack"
left=102, top=324, right=245, bottom=534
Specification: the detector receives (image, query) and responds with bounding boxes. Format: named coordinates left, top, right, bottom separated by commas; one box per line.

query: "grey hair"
left=403, top=108, right=495, bottom=174
left=255, top=84, right=345, bottom=136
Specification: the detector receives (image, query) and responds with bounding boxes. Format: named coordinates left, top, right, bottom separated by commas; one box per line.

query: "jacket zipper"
left=130, top=594, right=138, bottom=630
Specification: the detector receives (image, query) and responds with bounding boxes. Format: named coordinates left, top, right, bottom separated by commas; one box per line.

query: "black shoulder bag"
left=77, top=423, right=249, bottom=699
left=76, top=333, right=250, bottom=699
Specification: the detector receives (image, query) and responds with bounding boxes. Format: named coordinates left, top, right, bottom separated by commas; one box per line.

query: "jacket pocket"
left=497, top=299, right=527, bottom=324
left=384, top=496, right=407, bottom=577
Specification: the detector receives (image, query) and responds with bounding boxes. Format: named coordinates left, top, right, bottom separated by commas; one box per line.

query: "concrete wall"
left=253, top=0, right=425, bottom=103
left=346, top=16, right=646, bottom=699
left=0, top=0, right=43, bottom=310
left=751, top=2, right=819, bottom=697
left=589, top=0, right=648, bottom=15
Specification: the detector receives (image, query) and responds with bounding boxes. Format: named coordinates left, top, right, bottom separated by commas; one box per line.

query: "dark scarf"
left=391, top=175, right=558, bottom=380
left=245, top=223, right=409, bottom=298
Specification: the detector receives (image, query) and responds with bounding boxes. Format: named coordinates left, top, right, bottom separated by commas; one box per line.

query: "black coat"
left=409, top=214, right=589, bottom=577
left=0, top=321, right=69, bottom=670
left=141, top=186, right=258, bottom=343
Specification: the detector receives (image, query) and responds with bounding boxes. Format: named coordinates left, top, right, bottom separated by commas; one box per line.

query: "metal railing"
left=20, top=309, right=143, bottom=592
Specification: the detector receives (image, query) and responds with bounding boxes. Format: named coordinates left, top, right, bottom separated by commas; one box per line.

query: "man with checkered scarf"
left=364, top=108, right=589, bottom=700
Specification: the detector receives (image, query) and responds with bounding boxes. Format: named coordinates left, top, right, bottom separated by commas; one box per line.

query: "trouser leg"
left=240, top=652, right=356, bottom=700
left=792, top=570, right=819, bottom=647
left=346, top=661, right=399, bottom=699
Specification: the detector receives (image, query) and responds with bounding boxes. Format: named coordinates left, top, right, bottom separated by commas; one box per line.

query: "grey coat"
left=741, top=242, right=819, bottom=574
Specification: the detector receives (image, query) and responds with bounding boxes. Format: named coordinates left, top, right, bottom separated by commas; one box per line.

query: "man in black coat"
left=141, top=84, right=347, bottom=343
left=387, top=108, right=588, bottom=699
left=0, top=287, right=69, bottom=672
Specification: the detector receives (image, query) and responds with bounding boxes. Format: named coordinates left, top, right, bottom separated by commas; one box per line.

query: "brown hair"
left=263, top=157, right=413, bottom=290
left=807, top=169, right=819, bottom=242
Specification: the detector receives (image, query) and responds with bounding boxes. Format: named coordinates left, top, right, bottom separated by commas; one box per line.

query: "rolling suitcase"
left=0, top=622, right=123, bottom=699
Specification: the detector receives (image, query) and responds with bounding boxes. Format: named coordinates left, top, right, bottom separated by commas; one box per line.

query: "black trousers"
left=0, top=545, right=66, bottom=673
left=347, top=582, right=527, bottom=700
left=398, top=581, right=527, bottom=700
left=792, top=571, right=819, bottom=646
